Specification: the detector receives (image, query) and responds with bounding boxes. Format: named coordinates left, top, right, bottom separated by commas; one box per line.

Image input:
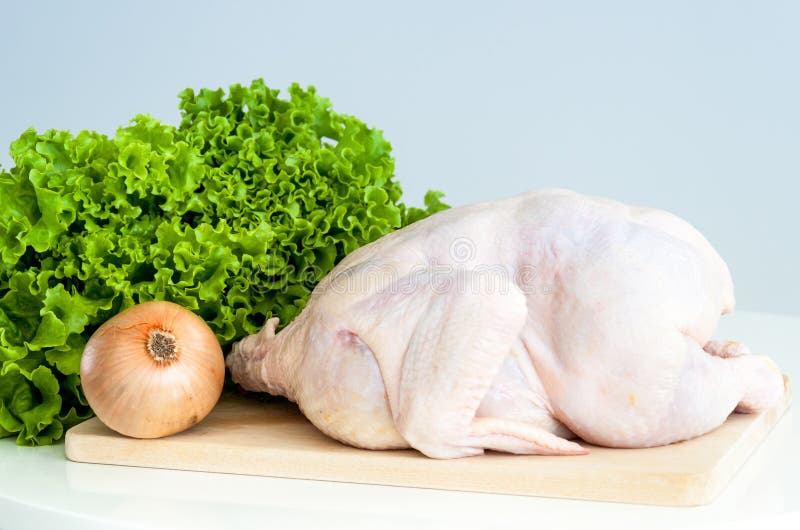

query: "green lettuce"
left=0, top=78, right=448, bottom=446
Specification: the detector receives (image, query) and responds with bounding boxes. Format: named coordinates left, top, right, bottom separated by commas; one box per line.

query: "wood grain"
left=65, top=376, right=792, bottom=506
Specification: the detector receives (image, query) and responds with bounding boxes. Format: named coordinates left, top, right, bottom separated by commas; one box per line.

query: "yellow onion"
left=80, top=301, right=225, bottom=438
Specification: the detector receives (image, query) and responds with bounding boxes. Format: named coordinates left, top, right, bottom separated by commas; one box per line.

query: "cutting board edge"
left=694, top=376, right=793, bottom=505
left=63, top=435, right=719, bottom=506
left=64, top=376, right=792, bottom=507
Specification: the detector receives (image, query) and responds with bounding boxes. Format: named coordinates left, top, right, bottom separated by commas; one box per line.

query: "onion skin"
left=80, top=301, right=225, bottom=438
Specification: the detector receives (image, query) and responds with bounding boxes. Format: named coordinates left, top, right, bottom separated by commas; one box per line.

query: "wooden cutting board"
left=65, top=376, right=792, bottom=506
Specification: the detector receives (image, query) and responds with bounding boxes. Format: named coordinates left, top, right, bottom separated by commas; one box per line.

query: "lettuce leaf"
left=0, top=78, right=448, bottom=445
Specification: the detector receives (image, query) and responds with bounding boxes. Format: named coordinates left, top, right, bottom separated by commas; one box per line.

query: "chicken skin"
left=226, top=189, right=784, bottom=458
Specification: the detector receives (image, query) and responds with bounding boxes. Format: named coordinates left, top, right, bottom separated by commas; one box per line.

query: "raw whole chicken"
left=226, top=189, right=785, bottom=459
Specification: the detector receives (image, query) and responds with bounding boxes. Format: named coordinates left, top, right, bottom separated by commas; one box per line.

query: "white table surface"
left=1, top=310, right=798, bottom=530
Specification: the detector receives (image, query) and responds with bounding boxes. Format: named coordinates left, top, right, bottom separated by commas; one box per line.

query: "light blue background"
left=1, top=0, right=797, bottom=314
